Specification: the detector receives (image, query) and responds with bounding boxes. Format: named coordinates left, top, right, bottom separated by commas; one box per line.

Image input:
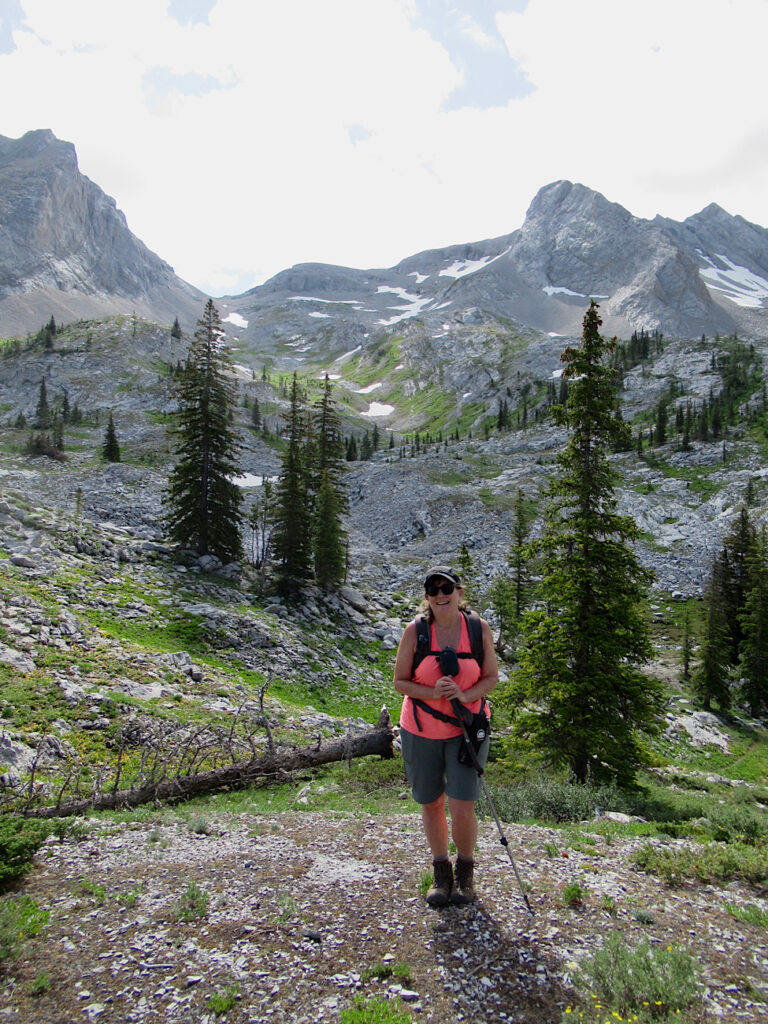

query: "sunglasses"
left=426, top=581, right=456, bottom=596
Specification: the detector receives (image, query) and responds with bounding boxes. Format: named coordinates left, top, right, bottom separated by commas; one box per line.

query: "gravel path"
left=3, top=809, right=767, bottom=1022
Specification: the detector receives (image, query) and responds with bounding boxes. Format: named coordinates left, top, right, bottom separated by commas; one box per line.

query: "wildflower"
left=565, top=1009, right=572, bottom=1015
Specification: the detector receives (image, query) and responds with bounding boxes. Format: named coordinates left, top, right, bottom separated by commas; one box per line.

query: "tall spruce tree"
left=739, top=528, right=768, bottom=717
left=272, top=372, right=313, bottom=593
left=34, top=379, right=49, bottom=429
left=102, top=412, right=121, bottom=462
left=695, top=549, right=732, bottom=710
left=165, top=299, right=243, bottom=561
left=721, top=508, right=757, bottom=664
left=514, top=302, right=663, bottom=785
left=313, top=470, right=346, bottom=586
left=311, top=375, right=348, bottom=584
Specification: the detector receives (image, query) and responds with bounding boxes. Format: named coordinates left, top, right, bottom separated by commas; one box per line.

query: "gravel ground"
left=3, top=808, right=768, bottom=1023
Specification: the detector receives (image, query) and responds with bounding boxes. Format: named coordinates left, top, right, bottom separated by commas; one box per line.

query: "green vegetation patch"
left=0, top=894, right=50, bottom=962
left=569, top=932, right=701, bottom=1024
left=632, top=838, right=768, bottom=886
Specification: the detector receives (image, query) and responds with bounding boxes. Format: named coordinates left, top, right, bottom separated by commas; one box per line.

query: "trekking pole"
left=451, top=698, right=535, bottom=918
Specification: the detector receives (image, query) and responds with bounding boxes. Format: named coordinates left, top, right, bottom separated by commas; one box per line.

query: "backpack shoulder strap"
left=462, top=609, right=484, bottom=669
left=411, top=614, right=432, bottom=676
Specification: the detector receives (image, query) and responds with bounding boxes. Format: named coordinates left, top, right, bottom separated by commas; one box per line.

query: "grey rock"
left=10, top=553, right=38, bottom=568
left=338, top=586, right=369, bottom=613
left=0, top=642, right=35, bottom=673
left=0, top=732, right=36, bottom=773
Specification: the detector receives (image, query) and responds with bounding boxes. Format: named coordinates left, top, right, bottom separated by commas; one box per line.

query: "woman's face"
left=425, top=577, right=462, bottom=613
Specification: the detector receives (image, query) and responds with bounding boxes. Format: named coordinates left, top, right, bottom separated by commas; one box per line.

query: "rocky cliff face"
left=221, top=180, right=768, bottom=370
left=0, top=130, right=204, bottom=336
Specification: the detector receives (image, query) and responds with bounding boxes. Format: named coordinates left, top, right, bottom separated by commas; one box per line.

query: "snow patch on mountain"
left=289, top=296, right=361, bottom=306
left=375, top=286, right=434, bottom=326
left=699, top=254, right=768, bottom=309
left=438, top=246, right=511, bottom=279
left=361, top=402, right=394, bottom=417
left=543, top=285, right=585, bottom=298
left=223, top=312, right=248, bottom=328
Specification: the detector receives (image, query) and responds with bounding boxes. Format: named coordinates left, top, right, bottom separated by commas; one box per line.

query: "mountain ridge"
left=3, top=130, right=768, bottom=355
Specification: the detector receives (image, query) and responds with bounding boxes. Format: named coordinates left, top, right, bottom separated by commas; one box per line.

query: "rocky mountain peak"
left=0, top=129, right=203, bottom=337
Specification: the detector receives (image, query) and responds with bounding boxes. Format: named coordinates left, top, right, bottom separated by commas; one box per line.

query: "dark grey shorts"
left=400, top=728, right=490, bottom=804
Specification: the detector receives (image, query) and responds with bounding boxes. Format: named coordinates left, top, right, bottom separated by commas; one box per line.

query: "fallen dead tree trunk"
left=22, top=708, right=395, bottom=820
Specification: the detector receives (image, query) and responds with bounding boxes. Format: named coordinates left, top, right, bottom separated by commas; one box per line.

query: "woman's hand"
left=433, top=675, right=463, bottom=701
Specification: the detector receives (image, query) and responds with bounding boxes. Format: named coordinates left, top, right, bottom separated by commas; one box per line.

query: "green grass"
left=208, top=984, right=241, bottom=1016
left=632, top=839, right=768, bottom=886
left=0, top=895, right=49, bottom=961
left=726, top=901, right=768, bottom=928
left=361, top=961, right=412, bottom=984
left=341, top=996, right=412, bottom=1024
left=173, top=882, right=209, bottom=922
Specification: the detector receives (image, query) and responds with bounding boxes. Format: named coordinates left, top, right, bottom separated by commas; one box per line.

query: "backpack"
left=411, top=608, right=484, bottom=677
left=409, top=609, right=487, bottom=738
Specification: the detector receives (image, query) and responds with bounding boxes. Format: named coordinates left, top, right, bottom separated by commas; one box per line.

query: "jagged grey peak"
left=0, top=129, right=203, bottom=335
left=509, top=180, right=729, bottom=336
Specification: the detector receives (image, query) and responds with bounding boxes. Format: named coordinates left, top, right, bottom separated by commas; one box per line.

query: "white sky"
left=2, top=0, right=768, bottom=297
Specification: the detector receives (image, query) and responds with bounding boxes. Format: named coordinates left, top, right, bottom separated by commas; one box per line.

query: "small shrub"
left=208, top=984, right=241, bottom=1016
left=571, top=933, right=700, bottom=1022
left=418, top=870, right=433, bottom=897
left=0, top=816, right=51, bottom=888
left=0, top=895, right=49, bottom=961
left=634, top=908, right=656, bottom=925
left=601, top=895, right=617, bottom=915
left=117, top=886, right=142, bottom=909
left=562, top=881, right=585, bottom=907
left=361, top=962, right=412, bottom=984
left=78, top=878, right=107, bottom=905
left=487, top=775, right=639, bottom=824
left=188, top=816, right=212, bottom=836
left=708, top=804, right=768, bottom=845
left=340, top=996, right=412, bottom=1024
left=27, top=970, right=52, bottom=996
left=173, top=882, right=209, bottom=922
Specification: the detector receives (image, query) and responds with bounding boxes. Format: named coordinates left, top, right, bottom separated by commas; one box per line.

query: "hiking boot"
left=451, top=856, right=477, bottom=905
left=426, top=858, right=453, bottom=907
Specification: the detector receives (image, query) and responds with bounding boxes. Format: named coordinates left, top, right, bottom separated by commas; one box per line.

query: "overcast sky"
left=2, top=0, right=768, bottom=297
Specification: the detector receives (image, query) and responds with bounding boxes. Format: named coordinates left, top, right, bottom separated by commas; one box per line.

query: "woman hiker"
left=394, top=566, right=499, bottom=906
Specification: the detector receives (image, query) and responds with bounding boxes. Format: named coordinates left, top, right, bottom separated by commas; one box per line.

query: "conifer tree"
left=457, top=543, right=474, bottom=603
left=739, top=528, right=768, bottom=717
left=102, top=412, right=121, bottom=462
left=171, top=316, right=182, bottom=339
left=251, top=396, right=261, bottom=430
left=313, top=470, right=346, bottom=586
left=311, top=375, right=348, bottom=583
left=34, top=379, right=49, bottom=429
left=165, top=299, right=243, bottom=561
left=272, top=372, right=313, bottom=593
left=720, top=508, right=757, bottom=664
left=514, top=302, right=663, bottom=785
left=695, top=550, right=732, bottom=710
